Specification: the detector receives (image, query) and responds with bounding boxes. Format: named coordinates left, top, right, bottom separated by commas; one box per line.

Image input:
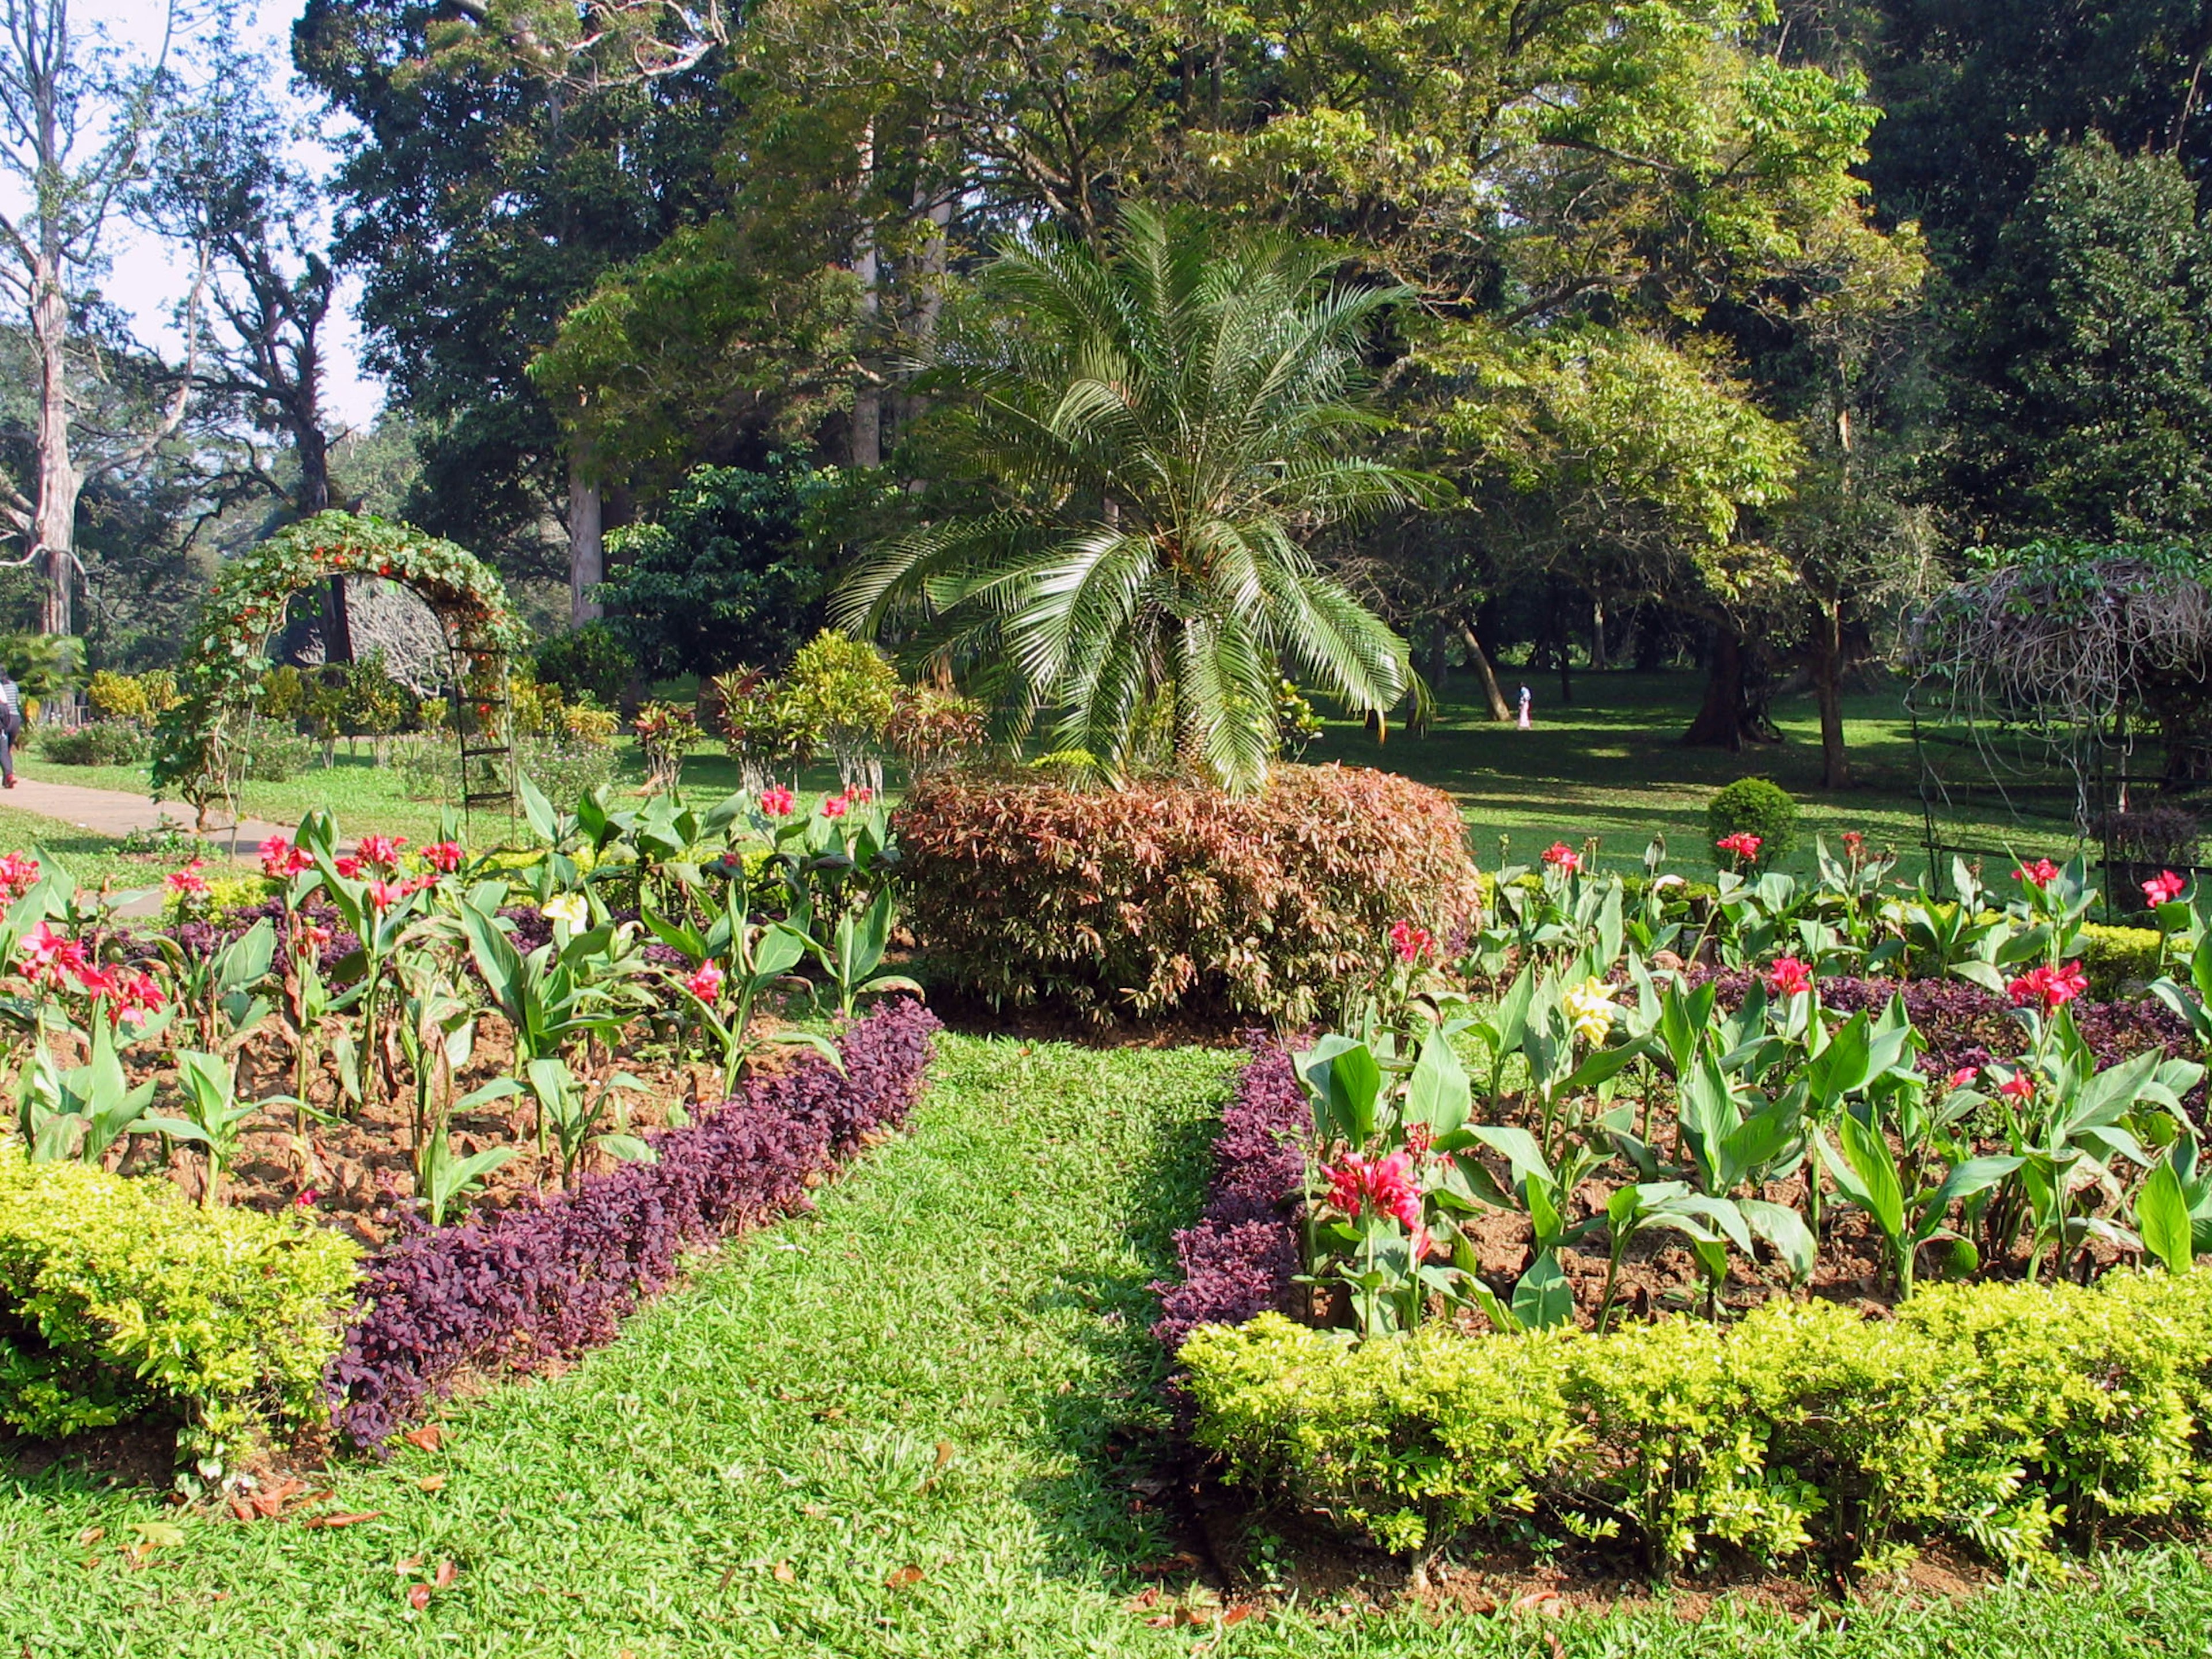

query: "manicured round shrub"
left=1707, top=776, right=1797, bottom=868
left=532, top=620, right=635, bottom=708
left=894, top=764, right=1484, bottom=1024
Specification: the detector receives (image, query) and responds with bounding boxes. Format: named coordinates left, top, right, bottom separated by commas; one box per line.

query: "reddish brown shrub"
left=893, top=764, right=1482, bottom=1022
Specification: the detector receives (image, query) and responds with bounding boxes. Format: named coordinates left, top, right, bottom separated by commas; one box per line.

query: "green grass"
left=1302, top=671, right=2081, bottom=884
left=6, top=1034, right=2210, bottom=1656
left=0, top=804, right=196, bottom=896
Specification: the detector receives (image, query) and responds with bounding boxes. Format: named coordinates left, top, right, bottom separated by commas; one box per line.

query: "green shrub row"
left=0, top=1145, right=359, bottom=1453
left=1183, top=1271, right=2212, bottom=1572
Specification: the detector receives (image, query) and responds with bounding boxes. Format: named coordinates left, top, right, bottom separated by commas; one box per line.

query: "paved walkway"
left=2, top=774, right=296, bottom=855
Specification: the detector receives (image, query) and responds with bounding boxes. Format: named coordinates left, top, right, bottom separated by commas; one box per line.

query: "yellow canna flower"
left=540, top=892, right=589, bottom=929
left=1562, top=976, right=1615, bottom=1047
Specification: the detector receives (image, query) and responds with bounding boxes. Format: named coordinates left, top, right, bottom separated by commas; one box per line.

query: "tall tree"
left=0, top=0, right=205, bottom=638
left=294, top=0, right=731, bottom=592
left=1945, top=138, right=2212, bottom=544
left=142, top=54, right=355, bottom=655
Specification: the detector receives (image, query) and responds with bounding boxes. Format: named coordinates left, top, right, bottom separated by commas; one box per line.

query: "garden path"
left=1, top=775, right=320, bottom=914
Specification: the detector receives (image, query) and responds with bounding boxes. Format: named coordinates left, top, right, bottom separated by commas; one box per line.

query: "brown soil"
left=97, top=1002, right=817, bottom=1246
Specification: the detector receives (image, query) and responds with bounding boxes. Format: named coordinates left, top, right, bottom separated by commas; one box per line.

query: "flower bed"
left=329, top=998, right=938, bottom=1449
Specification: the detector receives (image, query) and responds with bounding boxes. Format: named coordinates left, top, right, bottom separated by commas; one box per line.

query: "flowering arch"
left=151, top=512, right=531, bottom=820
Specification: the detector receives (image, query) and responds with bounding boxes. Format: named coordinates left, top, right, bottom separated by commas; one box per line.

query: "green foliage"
left=531, top=621, right=634, bottom=707
left=85, top=669, right=179, bottom=724
left=597, top=461, right=835, bottom=679
left=840, top=206, right=1432, bottom=793
left=896, top=764, right=1483, bottom=1025
left=1949, top=139, right=2212, bottom=541
left=778, top=630, right=896, bottom=764
left=1707, top=778, right=1798, bottom=869
left=1185, top=1270, right=2212, bottom=1570
left=39, top=721, right=147, bottom=767
left=2082, top=923, right=2163, bottom=996
left=0, top=633, right=84, bottom=701
left=0, top=1142, right=358, bottom=1444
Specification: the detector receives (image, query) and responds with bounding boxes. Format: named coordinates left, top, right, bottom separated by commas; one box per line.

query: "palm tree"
left=835, top=205, right=1441, bottom=792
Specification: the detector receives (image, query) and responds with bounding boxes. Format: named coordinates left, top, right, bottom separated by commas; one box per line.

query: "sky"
left=69, top=0, right=385, bottom=427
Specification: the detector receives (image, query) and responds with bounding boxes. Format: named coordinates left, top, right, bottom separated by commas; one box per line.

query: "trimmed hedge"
left=0, top=1145, right=359, bottom=1445
left=328, top=998, right=940, bottom=1450
left=1184, top=1270, right=2212, bottom=1570
left=894, top=764, right=1484, bottom=1024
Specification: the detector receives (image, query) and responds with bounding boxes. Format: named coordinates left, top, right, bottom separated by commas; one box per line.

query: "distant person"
left=1517, top=684, right=1532, bottom=730
left=0, top=672, right=20, bottom=787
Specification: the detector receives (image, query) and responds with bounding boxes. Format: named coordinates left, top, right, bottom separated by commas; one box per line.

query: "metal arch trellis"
left=152, top=511, right=532, bottom=840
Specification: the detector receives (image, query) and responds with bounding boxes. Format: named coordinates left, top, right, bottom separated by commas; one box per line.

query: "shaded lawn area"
left=1301, top=670, right=2081, bottom=884
left=0, top=805, right=198, bottom=896
left=6, top=1033, right=2211, bottom=1656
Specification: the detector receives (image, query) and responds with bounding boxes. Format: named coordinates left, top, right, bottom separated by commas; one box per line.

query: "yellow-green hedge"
left=1183, top=1271, right=2212, bottom=1571
left=2081, top=922, right=2164, bottom=995
left=0, top=1145, right=359, bottom=1447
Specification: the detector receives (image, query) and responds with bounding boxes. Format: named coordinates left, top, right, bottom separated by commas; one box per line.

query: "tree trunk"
left=567, top=454, right=604, bottom=626
left=1423, top=618, right=1449, bottom=695
left=1683, top=628, right=1749, bottom=750
left=1458, top=619, right=1512, bottom=722
left=1591, top=598, right=1608, bottom=672
left=849, top=120, right=883, bottom=469
left=33, top=258, right=75, bottom=638
left=1812, top=600, right=1851, bottom=789
left=1551, top=585, right=1573, bottom=706
left=291, top=418, right=352, bottom=660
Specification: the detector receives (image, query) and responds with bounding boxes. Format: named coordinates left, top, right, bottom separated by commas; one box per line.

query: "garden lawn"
left=5, top=1035, right=2212, bottom=1657
left=1303, top=671, right=2082, bottom=886
left=0, top=804, right=195, bottom=896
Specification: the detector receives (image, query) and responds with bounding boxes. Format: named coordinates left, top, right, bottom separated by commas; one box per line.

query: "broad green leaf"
left=2138, top=1159, right=2194, bottom=1274
left=1510, top=1251, right=1574, bottom=1331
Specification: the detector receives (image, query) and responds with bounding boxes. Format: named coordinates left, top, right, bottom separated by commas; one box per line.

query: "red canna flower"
left=1540, top=842, right=1582, bottom=872
left=2007, top=960, right=2088, bottom=1014
left=1717, top=831, right=1764, bottom=862
left=420, top=840, right=464, bottom=873
left=20, top=921, right=85, bottom=984
left=2014, top=858, right=2061, bottom=888
left=1999, top=1073, right=2036, bottom=1101
left=259, top=835, right=311, bottom=879
left=357, top=834, right=406, bottom=871
left=1323, top=1152, right=1423, bottom=1231
left=366, top=878, right=405, bottom=911
left=685, top=960, right=725, bottom=1002
left=165, top=860, right=210, bottom=897
left=1842, top=831, right=1865, bottom=859
left=332, top=855, right=363, bottom=881
left=821, top=795, right=849, bottom=820
left=0, top=851, right=41, bottom=900
left=1767, top=956, right=1815, bottom=998
left=113, top=971, right=165, bottom=1027
left=759, top=786, right=795, bottom=817
left=1946, top=1066, right=1979, bottom=1092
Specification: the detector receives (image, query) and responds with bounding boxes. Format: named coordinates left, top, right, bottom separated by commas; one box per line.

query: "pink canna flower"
left=685, top=960, right=725, bottom=1003
left=165, top=860, right=210, bottom=897
left=1767, top=956, right=1815, bottom=998
left=1388, top=919, right=1435, bottom=964
left=821, top=795, right=849, bottom=820
left=366, top=878, right=405, bottom=911
left=2143, top=870, right=2187, bottom=907
left=114, top=971, right=166, bottom=1028
left=357, top=834, right=407, bottom=871
left=759, top=786, right=796, bottom=817
left=1323, top=1152, right=1423, bottom=1231
left=0, top=851, right=41, bottom=900
left=1946, top=1066, right=1979, bottom=1092
left=259, top=835, right=312, bottom=879
left=1716, top=831, right=1763, bottom=862
left=20, top=921, right=86, bottom=985
left=1540, top=842, right=1581, bottom=872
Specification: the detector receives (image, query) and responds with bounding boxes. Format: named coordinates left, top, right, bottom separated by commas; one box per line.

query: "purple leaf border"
left=1152, top=1033, right=1306, bottom=1364
left=326, top=998, right=941, bottom=1450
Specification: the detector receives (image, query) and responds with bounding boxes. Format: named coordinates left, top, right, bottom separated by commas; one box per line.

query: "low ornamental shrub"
left=2081, top=922, right=2163, bottom=993
left=327, top=998, right=940, bottom=1450
left=40, top=720, right=147, bottom=767
left=1152, top=1036, right=1307, bottom=1362
left=0, top=1143, right=359, bottom=1446
left=1706, top=777, right=1797, bottom=869
left=532, top=620, right=635, bottom=708
left=1183, top=1268, right=2212, bottom=1571
left=895, top=764, right=1484, bottom=1024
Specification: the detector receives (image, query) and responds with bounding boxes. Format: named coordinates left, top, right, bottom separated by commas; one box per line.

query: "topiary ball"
left=1707, top=777, right=1798, bottom=871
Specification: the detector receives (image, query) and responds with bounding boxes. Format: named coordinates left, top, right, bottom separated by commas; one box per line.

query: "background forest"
left=3, top=0, right=2210, bottom=801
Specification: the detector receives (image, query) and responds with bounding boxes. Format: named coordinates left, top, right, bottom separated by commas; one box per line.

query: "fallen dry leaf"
left=402, top=1425, right=444, bottom=1452
left=885, top=1564, right=925, bottom=1589
left=1127, top=1588, right=1162, bottom=1611
left=434, top=1559, right=457, bottom=1589
left=1221, top=1605, right=1259, bottom=1628
left=416, top=1475, right=447, bottom=1493
left=74, top=1527, right=103, bottom=1547
left=228, top=1498, right=255, bottom=1523
left=1132, top=1552, right=1203, bottom=1578
left=933, top=1442, right=953, bottom=1469
left=300, top=1511, right=384, bottom=1529
left=395, top=1556, right=425, bottom=1574
left=800, top=1503, right=829, bottom=1520
left=407, top=1584, right=432, bottom=1611
left=770, top=1560, right=797, bottom=1584
left=1508, top=1590, right=1566, bottom=1618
